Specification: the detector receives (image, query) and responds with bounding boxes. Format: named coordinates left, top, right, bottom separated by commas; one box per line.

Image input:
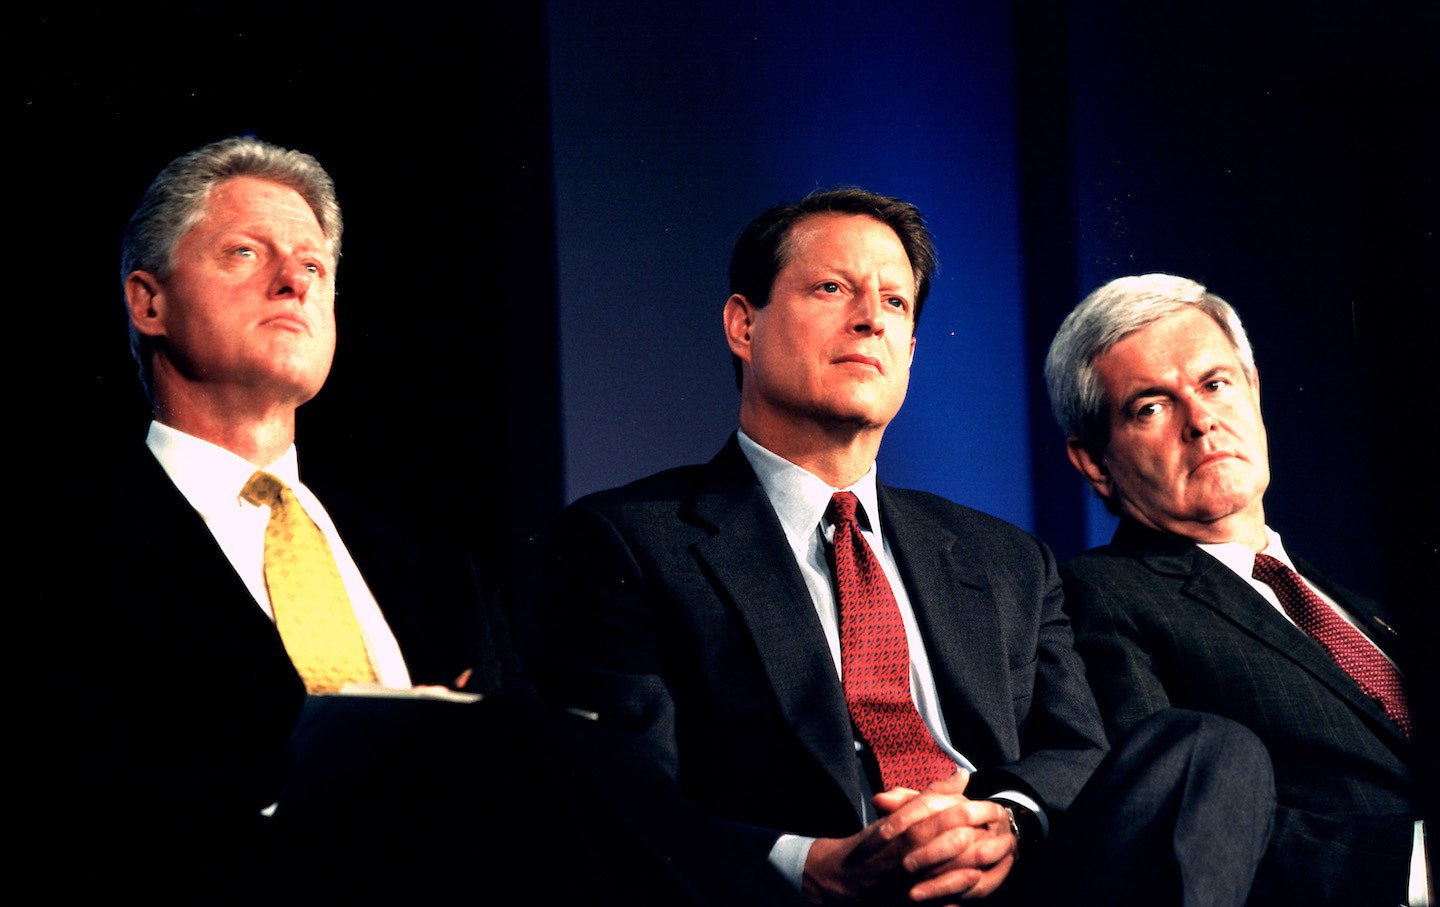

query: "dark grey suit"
left=538, top=435, right=1108, bottom=851
left=1063, top=518, right=1419, bottom=907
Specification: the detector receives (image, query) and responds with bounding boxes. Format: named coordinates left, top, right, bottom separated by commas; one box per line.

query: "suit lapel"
left=881, top=486, right=1015, bottom=762
left=1291, top=554, right=1405, bottom=660
left=126, top=444, right=303, bottom=687
left=1117, top=520, right=1407, bottom=744
left=687, top=439, right=869, bottom=818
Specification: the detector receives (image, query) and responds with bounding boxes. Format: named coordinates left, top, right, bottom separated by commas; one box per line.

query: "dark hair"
left=728, top=187, right=937, bottom=389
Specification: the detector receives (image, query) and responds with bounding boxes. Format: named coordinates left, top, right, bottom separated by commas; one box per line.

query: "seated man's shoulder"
left=1060, top=528, right=1194, bottom=593
left=559, top=461, right=724, bottom=546
left=1062, top=544, right=1139, bottom=581
left=885, top=485, right=1053, bottom=560
left=573, top=462, right=711, bottom=512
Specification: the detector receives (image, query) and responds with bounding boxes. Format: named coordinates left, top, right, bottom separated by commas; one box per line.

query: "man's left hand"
left=871, top=770, right=1018, bottom=902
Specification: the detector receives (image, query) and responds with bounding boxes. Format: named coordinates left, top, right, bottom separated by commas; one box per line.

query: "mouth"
left=1191, top=451, right=1239, bottom=472
left=833, top=354, right=883, bottom=374
left=261, top=313, right=310, bottom=333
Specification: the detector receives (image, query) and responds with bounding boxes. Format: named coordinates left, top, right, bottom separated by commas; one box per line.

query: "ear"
left=1066, top=437, right=1113, bottom=499
left=908, top=334, right=916, bottom=364
left=125, top=270, right=167, bottom=338
left=723, top=293, right=756, bottom=361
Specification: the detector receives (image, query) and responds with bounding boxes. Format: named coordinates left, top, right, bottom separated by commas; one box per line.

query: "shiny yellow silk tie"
left=240, top=471, right=377, bottom=693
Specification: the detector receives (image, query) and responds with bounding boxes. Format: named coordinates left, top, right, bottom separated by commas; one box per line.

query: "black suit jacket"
left=538, top=436, right=1107, bottom=852
left=1062, top=518, right=1418, bottom=907
left=34, top=439, right=514, bottom=900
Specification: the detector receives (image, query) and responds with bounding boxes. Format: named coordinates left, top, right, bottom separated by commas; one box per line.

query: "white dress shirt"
left=738, top=432, right=1042, bottom=886
left=146, top=421, right=412, bottom=689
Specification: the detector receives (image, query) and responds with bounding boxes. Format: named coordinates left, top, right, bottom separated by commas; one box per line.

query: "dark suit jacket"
left=34, top=439, right=514, bottom=900
left=1062, top=518, right=1418, bottom=907
left=537, top=436, right=1107, bottom=854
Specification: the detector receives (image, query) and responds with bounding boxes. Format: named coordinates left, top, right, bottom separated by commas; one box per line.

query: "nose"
left=1183, top=397, right=1219, bottom=439
left=849, top=286, right=886, bottom=335
left=268, top=256, right=313, bottom=301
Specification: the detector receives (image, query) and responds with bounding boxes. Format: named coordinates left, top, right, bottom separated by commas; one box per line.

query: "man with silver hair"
left=1045, top=273, right=1423, bottom=906
left=47, top=136, right=512, bottom=902
left=121, top=136, right=344, bottom=401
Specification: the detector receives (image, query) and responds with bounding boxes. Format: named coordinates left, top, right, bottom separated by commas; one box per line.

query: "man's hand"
left=802, top=808, right=914, bottom=904
left=876, top=771, right=1016, bottom=902
left=801, top=770, right=1018, bottom=904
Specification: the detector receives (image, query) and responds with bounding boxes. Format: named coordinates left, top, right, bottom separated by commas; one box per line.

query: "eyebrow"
left=1116, top=363, right=1237, bottom=411
left=1117, top=385, right=1168, bottom=413
left=1196, top=364, right=1235, bottom=383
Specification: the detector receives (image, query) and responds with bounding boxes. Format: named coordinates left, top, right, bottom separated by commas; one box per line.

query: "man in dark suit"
left=540, top=192, right=1273, bottom=904
left=1045, top=273, right=1424, bottom=906
left=36, top=136, right=516, bottom=903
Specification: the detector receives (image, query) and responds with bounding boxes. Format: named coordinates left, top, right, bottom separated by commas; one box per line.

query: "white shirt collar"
left=736, top=430, right=883, bottom=545
left=146, top=420, right=301, bottom=518
left=1196, top=526, right=1294, bottom=577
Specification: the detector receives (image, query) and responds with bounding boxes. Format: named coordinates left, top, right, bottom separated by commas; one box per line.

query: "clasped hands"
left=802, top=769, right=1017, bottom=904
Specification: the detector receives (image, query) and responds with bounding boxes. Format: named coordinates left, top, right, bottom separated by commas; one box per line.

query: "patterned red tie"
left=1252, top=552, right=1411, bottom=737
left=828, top=491, right=957, bottom=791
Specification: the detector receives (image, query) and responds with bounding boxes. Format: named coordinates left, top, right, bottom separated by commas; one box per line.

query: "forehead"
left=780, top=213, right=913, bottom=280
left=190, top=176, right=324, bottom=240
left=1098, top=308, right=1241, bottom=390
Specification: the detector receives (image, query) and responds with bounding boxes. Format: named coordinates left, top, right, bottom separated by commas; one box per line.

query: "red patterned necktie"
left=828, top=491, right=956, bottom=791
left=1252, top=552, right=1410, bottom=737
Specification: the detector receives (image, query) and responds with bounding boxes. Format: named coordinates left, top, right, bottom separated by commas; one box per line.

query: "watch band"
left=996, top=801, right=1041, bottom=855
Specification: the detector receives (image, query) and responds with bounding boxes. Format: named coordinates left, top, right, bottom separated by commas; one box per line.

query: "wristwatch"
left=998, top=802, right=1041, bottom=855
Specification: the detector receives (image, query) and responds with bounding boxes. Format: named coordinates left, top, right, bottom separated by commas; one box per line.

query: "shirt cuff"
left=768, top=833, right=815, bottom=891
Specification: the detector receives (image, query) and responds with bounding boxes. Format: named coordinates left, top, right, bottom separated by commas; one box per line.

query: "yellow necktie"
left=241, top=471, right=378, bottom=693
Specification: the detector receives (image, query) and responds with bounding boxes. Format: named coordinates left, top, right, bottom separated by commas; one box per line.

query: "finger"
left=847, top=815, right=913, bottom=866
left=966, top=827, right=1018, bottom=868
left=873, top=785, right=920, bottom=814
left=902, top=824, right=981, bottom=874
left=921, top=768, right=971, bottom=795
left=962, top=798, right=1011, bottom=827
left=907, top=865, right=982, bottom=902
left=910, top=854, right=1015, bottom=902
left=902, top=813, right=1016, bottom=874
left=891, top=795, right=1010, bottom=854
left=878, top=777, right=979, bottom=840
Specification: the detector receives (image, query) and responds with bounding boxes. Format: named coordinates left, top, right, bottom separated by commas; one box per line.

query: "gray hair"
left=1044, top=273, right=1257, bottom=451
left=120, top=136, right=343, bottom=398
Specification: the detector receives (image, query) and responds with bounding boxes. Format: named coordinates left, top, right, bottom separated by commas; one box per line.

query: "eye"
left=1203, top=378, right=1230, bottom=392
left=820, top=281, right=841, bottom=294
left=304, top=263, right=321, bottom=275
left=1134, top=401, right=1164, bottom=420
left=886, top=296, right=908, bottom=311
left=233, top=246, right=256, bottom=259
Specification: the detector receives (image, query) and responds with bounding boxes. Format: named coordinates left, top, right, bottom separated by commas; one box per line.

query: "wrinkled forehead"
left=778, top=213, right=915, bottom=284
left=181, top=177, right=333, bottom=257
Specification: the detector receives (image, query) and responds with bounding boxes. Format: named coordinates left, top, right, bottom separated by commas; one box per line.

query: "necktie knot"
left=241, top=470, right=287, bottom=508
left=1250, top=551, right=1289, bottom=586
left=829, top=495, right=858, bottom=529
left=828, top=491, right=860, bottom=528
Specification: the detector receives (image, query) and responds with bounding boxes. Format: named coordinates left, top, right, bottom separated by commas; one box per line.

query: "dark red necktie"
left=1252, top=552, right=1411, bottom=737
left=828, top=491, right=956, bottom=791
